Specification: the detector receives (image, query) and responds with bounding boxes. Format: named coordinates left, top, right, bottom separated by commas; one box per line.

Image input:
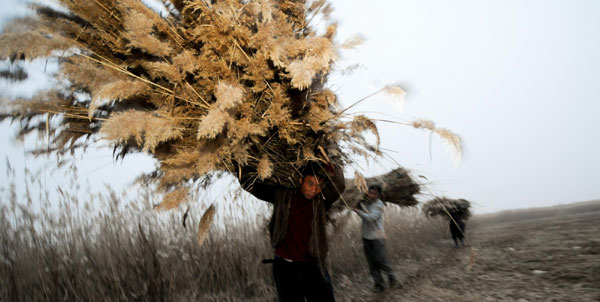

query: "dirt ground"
left=337, top=201, right=600, bottom=302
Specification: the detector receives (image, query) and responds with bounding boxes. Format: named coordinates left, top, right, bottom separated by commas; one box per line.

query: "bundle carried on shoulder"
left=332, top=167, right=420, bottom=212
left=422, top=197, right=471, bottom=219
left=0, top=0, right=383, bottom=202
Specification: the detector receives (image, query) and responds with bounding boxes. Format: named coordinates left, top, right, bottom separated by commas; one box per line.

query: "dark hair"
left=301, top=161, right=326, bottom=180
left=368, top=184, right=382, bottom=196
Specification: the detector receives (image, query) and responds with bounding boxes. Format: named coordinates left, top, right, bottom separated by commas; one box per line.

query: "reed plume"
left=0, top=0, right=459, bottom=211
left=0, top=0, right=376, bottom=193
left=197, top=204, right=216, bottom=247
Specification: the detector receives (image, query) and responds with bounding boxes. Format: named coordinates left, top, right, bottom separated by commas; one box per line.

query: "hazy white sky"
left=326, top=0, right=600, bottom=212
left=1, top=0, right=599, bottom=213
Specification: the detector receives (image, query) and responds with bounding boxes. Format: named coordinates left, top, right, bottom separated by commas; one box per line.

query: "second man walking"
left=354, top=184, right=398, bottom=292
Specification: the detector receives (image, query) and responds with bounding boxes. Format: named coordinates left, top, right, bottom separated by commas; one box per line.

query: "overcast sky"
left=1, top=0, right=599, bottom=213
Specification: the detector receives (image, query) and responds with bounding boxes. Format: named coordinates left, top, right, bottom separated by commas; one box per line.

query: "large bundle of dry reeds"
left=422, top=197, right=471, bottom=219
left=332, top=167, right=420, bottom=212
left=0, top=0, right=461, bottom=209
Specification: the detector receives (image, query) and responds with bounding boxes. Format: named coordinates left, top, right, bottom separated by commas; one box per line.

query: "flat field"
left=340, top=200, right=600, bottom=301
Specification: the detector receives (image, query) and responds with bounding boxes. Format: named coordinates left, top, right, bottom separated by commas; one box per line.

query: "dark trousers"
left=363, top=238, right=396, bottom=288
left=450, top=220, right=466, bottom=246
left=272, top=256, right=335, bottom=302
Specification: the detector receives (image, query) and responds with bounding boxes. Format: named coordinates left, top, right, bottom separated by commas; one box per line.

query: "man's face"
left=299, top=175, right=323, bottom=200
left=367, top=188, right=379, bottom=202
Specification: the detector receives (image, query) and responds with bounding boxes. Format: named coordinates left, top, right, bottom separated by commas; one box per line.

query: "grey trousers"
left=362, top=238, right=396, bottom=288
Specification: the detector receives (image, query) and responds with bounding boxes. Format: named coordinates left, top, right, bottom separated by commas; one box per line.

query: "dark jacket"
left=449, top=217, right=466, bottom=239
left=239, top=165, right=345, bottom=270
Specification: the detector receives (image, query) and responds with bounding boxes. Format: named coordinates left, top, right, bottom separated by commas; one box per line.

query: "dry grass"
left=423, top=197, right=471, bottom=219
left=0, top=2, right=464, bottom=297
left=0, top=0, right=462, bottom=205
left=0, top=0, right=386, bottom=194
left=0, top=168, right=447, bottom=302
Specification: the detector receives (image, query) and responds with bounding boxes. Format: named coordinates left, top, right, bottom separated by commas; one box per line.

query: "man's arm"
left=321, top=163, right=346, bottom=210
left=355, top=201, right=383, bottom=223
left=237, top=167, right=277, bottom=203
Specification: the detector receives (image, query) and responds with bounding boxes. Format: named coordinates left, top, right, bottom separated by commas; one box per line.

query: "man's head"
left=367, top=184, right=382, bottom=202
left=298, top=162, right=326, bottom=200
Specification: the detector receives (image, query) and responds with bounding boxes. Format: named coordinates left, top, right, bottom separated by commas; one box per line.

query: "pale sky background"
left=1, top=0, right=599, bottom=214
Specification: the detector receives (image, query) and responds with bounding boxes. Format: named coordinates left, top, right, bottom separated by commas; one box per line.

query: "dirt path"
left=340, top=207, right=600, bottom=301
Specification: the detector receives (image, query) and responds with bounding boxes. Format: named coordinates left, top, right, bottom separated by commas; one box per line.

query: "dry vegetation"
left=5, top=167, right=598, bottom=301
left=0, top=1, right=469, bottom=300
left=2, top=1, right=598, bottom=301
left=335, top=167, right=421, bottom=212
left=0, top=0, right=461, bottom=211
left=1, top=0, right=361, bottom=193
left=422, top=197, right=471, bottom=219
left=0, top=169, right=447, bottom=302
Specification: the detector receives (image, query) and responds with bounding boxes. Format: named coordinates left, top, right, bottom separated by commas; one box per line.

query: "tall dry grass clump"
left=0, top=167, right=275, bottom=302
left=0, top=0, right=461, bottom=208
left=334, top=167, right=421, bottom=212
left=0, top=166, right=447, bottom=301
left=422, top=197, right=472, bottom=219
left=0, top=0, right=390, bottom=196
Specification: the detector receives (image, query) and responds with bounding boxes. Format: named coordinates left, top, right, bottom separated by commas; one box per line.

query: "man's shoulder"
left=277, top=187, right=295, bottom=201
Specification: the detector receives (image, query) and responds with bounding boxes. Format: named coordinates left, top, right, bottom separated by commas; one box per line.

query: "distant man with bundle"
left=450, top=213, right=467, bottom=247
left=422, top=197, right=471, bottom=247
left=239, top=161, right=345, bottom=302
left=353, top=184, right=398, bottom=292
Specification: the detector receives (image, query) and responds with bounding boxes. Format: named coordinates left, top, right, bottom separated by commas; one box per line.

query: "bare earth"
left=338, top=201, right=600, bottom=301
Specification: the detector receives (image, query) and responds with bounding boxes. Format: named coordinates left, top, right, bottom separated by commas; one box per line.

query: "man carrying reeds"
left=354, top=184, right=398, bottom=292
left=239, top=161, right=345, bottom=302
left=450, top=213, right=467, bottom=247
